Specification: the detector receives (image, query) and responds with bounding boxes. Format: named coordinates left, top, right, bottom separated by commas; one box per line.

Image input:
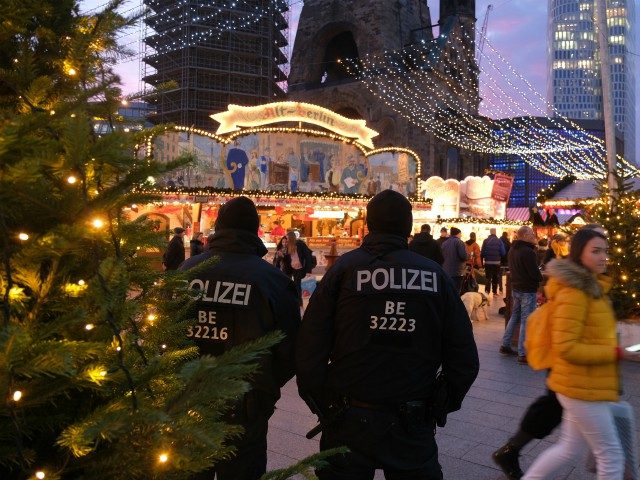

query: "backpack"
left=525, top=301, right=554, bottom=370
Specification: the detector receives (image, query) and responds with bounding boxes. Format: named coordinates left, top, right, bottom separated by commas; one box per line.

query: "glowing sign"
left=211, top=102, right=379, bottom=148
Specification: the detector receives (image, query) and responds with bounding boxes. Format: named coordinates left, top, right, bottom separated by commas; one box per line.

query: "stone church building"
left=289, top=0, right=485, bottom=179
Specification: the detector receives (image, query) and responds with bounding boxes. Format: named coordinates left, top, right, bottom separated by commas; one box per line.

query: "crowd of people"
left=160, top=191, right=634, bottom=480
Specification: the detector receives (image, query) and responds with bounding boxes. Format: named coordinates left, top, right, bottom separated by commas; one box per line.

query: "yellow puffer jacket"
left=544, top=259, right=619, bottom=402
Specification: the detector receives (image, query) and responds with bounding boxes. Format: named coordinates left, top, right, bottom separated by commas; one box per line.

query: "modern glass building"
left=548, top=0, right=636, bottom=163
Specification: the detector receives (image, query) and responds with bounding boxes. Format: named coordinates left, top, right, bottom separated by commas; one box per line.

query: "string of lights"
left=342, top=23, right=638, bottom=179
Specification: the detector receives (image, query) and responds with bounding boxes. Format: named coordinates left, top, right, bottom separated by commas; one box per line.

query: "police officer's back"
left=180, top=197, right=301, bottom=480
left=296, top=190, right=479, bottom=480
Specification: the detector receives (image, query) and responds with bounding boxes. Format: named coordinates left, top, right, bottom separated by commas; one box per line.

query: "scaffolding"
left=142, top=0, right=289, bottom=129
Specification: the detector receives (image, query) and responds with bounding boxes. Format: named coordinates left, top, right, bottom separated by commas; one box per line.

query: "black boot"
left=492, top=443, right=524, bottom=479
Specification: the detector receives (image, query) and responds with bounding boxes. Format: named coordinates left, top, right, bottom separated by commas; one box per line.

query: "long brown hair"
left=286, top=231, right=297, bottom=255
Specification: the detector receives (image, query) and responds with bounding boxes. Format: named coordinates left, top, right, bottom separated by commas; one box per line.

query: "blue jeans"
left=502, top=290, right=537, bottom=356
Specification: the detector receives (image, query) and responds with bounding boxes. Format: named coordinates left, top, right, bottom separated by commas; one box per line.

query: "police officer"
left=180, top=196, right=301, bottom=480
left=296, top=190, right=479, bottom=479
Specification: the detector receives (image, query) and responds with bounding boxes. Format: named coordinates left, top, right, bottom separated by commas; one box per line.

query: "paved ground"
left=266, top=293, right=640, bottom=479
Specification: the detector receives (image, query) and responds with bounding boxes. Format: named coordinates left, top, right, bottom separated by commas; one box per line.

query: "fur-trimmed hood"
left=545, top=258, right=612, bottom=299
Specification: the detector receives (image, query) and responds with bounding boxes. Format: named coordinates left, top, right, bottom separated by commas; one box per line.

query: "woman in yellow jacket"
left=524, top=228, right=630, bottom=480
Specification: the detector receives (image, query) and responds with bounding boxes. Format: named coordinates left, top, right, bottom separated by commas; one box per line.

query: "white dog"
left=461, top=291, right=490, bottom=322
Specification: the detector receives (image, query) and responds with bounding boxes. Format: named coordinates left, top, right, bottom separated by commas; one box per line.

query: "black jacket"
left=508, top=240, right=543, bottom=293
left=163, top=235, right=185, bottom=270
left=296, top=232, right=479, bottom=413
left=408, top=232, right=444, bottom=265
left=282, top=239, right=314, bottom=275
left=179, top=228, right=301, bottom=399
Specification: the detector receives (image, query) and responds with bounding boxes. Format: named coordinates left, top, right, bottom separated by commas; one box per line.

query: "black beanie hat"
left=215, top=197, right=259, bottom=234
left=366, top=190, right=412, bottom=237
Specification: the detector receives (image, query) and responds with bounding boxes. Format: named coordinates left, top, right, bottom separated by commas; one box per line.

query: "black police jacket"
left=296, top=233, right=479, bottom=412
left=179, top=228, right=301, bottom=399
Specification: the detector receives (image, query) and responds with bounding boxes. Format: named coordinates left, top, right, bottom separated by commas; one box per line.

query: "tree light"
left=67, top=175, right=77, bottom=184
left=13, top=390, right=22, bottom=402
left=78, top=279, right=85, bottom=286
left=67, top=67, right=77, bottom=76
left=85, top=324, right=94, bottom=331
left=18, top=233, right=29, bottom=241
left=147, top=314, right=156, bottom=322
left=158, top=453, right=169, bottom=463
left=92, top=218, right=105, bottom=229
left=35, top=472, right=45, bottom=479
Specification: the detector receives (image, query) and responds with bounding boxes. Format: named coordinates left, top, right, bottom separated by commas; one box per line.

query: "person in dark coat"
left=408, top=224, right=444, bottom=265
left=436, top=226, right=449, bottom=247
left=163, top=227, right=186, bottom=270
left=499, top=226, right=543, bottom=364
left=179, top=197, right=300, bottom=480
left=281, top=231, right=314, bottom=306
left=296, top=190, right=479, bottom=480
left=441, top=227, right=469, bottom=293
left=481, top=228, right=506, bottom=295
left=545, top=208, right=560, bottom=227
left=272, top=235, right=288, bottom=272
left=529, top=207, right=545, bottom=226
left=189, top=231, right=204, bottom=257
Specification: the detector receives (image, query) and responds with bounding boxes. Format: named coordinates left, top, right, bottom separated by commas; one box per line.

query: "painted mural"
left=152, top=131, right=418, bottom=196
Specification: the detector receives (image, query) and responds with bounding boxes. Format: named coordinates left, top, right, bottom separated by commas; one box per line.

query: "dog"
left=461, top=291, right=490, bottom=322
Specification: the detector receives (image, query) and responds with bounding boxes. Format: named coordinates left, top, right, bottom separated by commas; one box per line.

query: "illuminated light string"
left=476, top=29, right=638, bottom=175
left=348, top=22, right=636, bottom=177
left=358, top=31, right=604, bottom=163
left=348, top=26, right=636, bottom=177
left=348, top=42, right=586, bottom=168
left=347, top=56, right=587, bottom=178
left=350, top=29, right=593, bottom=157
left=142, top=0, right=289, bottom=58
left=466, top=31, right=616, bottom=176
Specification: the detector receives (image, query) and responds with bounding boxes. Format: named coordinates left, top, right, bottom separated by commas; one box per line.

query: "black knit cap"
left=366, top=189, right=413, bottom=237
left=215, top=196, right=259, bottom=234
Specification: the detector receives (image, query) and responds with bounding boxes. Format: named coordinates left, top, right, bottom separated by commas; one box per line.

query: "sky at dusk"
left=81, top=0, right=639, bottom=159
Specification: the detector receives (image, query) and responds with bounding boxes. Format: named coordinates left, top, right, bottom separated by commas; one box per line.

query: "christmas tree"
left=0, top=1, right=334, bottom=478
left=584, top=174, right=640, bottom=319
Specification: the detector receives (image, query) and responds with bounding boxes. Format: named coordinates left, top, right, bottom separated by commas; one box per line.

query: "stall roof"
left=553, top=178, right=640, bottom=201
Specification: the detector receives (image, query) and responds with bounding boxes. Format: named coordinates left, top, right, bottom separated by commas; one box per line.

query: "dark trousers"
left=484, top=264, right=500, bottom=294
left=520, top=389, right=562, bottom=439
left=291, top=268, right=306, bottom=306
left=317, top=407, right=443, bottom=480
left=191, top=392, right=276, bottom=480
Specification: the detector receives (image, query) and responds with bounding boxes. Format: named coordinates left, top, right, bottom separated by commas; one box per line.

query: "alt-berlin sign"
left=211, top=101, right=379, bottom=148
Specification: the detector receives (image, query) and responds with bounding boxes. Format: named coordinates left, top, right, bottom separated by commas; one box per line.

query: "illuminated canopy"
left=211, top=101, right=380, bottom=148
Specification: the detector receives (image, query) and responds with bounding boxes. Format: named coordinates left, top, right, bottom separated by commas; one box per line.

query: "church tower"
left=289, top=0, right=480, bottom=178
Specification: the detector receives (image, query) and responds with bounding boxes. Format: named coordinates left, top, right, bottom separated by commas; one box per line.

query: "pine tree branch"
left=0, top=211, right=14, bottom=327
left=95, top=270, right=138, bottom=412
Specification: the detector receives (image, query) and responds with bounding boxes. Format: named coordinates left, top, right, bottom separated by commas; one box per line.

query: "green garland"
left=536, top=175, right=576, bottom=204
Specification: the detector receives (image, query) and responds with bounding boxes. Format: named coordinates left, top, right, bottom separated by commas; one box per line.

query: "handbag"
left=585, top=400, right=639, bottom=479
